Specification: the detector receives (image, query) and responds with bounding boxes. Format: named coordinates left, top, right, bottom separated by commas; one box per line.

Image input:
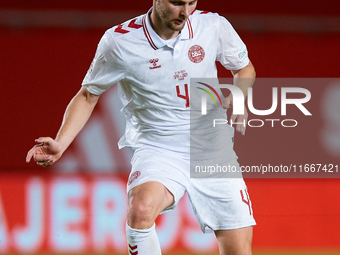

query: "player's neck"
left=149, top=11, right=180, bottom=40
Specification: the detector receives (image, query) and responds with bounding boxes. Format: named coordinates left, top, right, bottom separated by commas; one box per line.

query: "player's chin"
left=173, top=24, right=185, bottom=31
left=169, top=21, right=185, bottom=31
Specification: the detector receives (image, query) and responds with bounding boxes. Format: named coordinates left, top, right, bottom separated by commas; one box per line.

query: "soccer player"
left=26, top=0, right=256, bottom=254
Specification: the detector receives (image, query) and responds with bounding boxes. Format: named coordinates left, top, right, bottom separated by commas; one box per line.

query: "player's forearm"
left=55, top=87, right=99, bottom=153
left=232, top=61, right=256, bottom=99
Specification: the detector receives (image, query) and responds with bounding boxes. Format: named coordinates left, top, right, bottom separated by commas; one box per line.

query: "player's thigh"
left=215, top=226, right=253, bottom=255
left=189, top=176, right=255, bottom=233
left=127, top=181, right=175, bottom=224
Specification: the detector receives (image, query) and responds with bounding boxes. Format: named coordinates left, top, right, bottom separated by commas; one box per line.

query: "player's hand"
left=26, top=137, right=63, bottom=167
left=223, top=94, right=248, bottom=135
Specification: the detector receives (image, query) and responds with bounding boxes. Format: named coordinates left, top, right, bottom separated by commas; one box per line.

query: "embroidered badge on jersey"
left=86, top=60, right=94, bottom=79
left=128, top=171, right=141, bottom=185
left=238, top=48, right=247, bottom=60
left=174, top=70, right=188, bottom=81
left=188, top=45, right=205, bottom=63
left=149, top=58, right=161, bottom=69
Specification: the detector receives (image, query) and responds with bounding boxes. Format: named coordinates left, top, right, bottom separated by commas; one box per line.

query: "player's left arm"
left=223, top=60, right=256, bottom=135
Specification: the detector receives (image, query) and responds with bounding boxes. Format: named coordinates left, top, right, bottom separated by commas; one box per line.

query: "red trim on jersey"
left=200, top=10, right=210, bottom=14
left=128, top=244, right=137, bottom=250
left=114, top=24, right=129, bottom=34
left=187, top=18, right=193, bottom=39
left=142, top=15, right=158, bottom=50
left=128, top=18, right=142, bottom=29
left=128, top=243, right=138, bottom=255
left=240, top=189, right=252, bottom=215
left=191, top=9, right=196, bottom=15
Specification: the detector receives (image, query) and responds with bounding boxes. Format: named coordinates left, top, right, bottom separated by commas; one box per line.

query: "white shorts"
left=127, top=146, right=256, bottom=233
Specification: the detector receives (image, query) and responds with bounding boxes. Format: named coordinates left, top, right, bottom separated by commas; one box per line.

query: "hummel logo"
left=149, top=58, right=161, bottom=69
left=128, top=244, right=138, bottom=255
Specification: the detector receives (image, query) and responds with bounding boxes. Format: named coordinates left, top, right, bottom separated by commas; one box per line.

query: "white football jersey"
left=82, top=8, right=249, bottom=158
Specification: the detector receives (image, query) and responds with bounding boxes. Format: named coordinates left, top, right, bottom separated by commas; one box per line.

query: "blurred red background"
left=0, top=0, right=339, bottom=253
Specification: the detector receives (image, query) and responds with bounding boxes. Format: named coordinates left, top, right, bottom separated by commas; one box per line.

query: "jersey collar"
left=142, top=7, right=194, bottom=50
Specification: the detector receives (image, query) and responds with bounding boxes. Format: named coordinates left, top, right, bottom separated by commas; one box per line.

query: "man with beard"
left=27, top=0, right=256, bottom=254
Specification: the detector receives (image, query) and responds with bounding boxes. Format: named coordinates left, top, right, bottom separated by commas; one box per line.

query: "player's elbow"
left=247, top=61, right=256, bottom=78
left=78, top=86, right=100, bottom=106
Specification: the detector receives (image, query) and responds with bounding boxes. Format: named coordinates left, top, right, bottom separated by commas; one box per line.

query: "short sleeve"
left=82, top=31, right=124, bottom=95
left=216, top=16, right=249, bottom=70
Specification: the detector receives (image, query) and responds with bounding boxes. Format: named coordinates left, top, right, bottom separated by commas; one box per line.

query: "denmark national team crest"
left=188, top=45, right=205, bottom=63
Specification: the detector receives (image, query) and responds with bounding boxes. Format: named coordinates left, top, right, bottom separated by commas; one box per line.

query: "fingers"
left=33, top=151, right=54, bottom=167
left=236, top=116, right=247, bottom=135
left=26, top=146, right=50, bottom=165
left=230, top=113, right=237, bottom=124
left=230, top=112, right=248, bottom=136
left=33, top=152, right=52, bottom=163
left=26, top=147, right=36, bottom=163
left=230, top=115, right=244, bottom=135
left=26, top=138, right=44, bottom=163
left=35, top=137, right=53, bottom=145
left=26, top=137, right=54, bottom=165
left=222, top=95, right=232, bottom=109
left=224, top=96, right=247, bottom=135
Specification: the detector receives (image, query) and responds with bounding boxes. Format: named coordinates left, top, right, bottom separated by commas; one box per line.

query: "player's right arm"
left=27, top=29, right=125, bottom=167
left=26, top=86, right=99, bottom=167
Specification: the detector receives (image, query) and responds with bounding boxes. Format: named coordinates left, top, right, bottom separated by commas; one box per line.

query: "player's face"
left=154, top=0, right=197, bottom=32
